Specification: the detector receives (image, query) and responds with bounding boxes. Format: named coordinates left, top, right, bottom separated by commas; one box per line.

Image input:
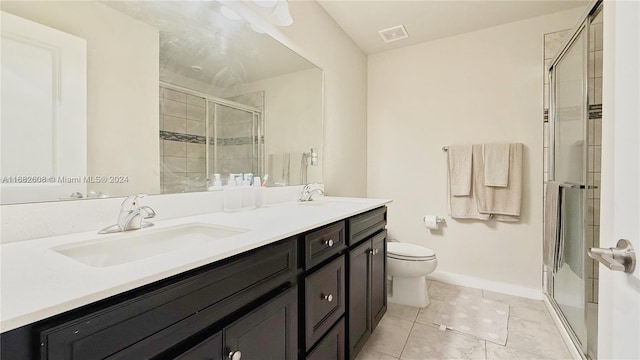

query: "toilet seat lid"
left=387, top=242, right=435, bottom=259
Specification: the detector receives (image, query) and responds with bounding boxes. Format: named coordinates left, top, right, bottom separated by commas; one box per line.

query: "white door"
left=598, top=1, right=640, bottom=359
left=0, top=11, right=87, bottom=204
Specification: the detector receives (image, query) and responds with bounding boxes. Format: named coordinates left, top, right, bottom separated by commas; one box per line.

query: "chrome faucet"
left=99, top=194, right=156, bottom=234
left=299, top=183, right=324, bottom=202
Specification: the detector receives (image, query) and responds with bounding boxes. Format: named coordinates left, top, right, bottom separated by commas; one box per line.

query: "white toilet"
left=387, top=242, right=437, bottom=308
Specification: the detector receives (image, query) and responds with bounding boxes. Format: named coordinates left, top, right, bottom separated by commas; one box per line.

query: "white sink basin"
left=51, top=223, right=248, bottom=267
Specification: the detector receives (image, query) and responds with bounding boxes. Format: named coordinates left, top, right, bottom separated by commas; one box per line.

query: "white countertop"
left=0, top=197, right=390, bottom=333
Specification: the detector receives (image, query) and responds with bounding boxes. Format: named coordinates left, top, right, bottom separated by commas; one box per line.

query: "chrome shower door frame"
left=546, top=1, right=603, bottom=358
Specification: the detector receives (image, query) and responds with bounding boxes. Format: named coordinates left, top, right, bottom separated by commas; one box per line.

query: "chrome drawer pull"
left=322, top=294, right=333, bottom=302
left=324, top=239, right=334, bottom=247
left=228, top=351, right=242, bottom=360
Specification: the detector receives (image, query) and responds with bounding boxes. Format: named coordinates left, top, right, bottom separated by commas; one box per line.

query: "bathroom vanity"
left=0, top=198, right=389, bottom=360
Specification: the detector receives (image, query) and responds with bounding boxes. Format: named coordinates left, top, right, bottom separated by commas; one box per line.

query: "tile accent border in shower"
left=542, top=104, right=602, bottom=122
left=160, top=131, right=265, bottom=146
left=160, top=131, right=206, bottom=144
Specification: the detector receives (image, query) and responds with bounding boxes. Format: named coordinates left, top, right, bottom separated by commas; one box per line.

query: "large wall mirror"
left=0, top=1, right=323, bottom=205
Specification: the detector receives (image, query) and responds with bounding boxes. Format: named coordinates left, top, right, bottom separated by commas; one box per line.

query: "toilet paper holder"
left=422, top=216, right=446, bottom=224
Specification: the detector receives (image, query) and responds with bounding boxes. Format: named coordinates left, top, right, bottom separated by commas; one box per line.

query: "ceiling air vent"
left=378, top=25, right=409, bottom=43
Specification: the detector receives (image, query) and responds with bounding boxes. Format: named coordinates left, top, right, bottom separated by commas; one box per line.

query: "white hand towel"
left=447, top=144, right=473, bottom=196
left=474, top=143, right=523, bottom=218
left=483, top=143, right=511, bottom=187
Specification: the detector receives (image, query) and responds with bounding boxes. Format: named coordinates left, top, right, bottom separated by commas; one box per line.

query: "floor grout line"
left=484, top=340, right=488, bottom=360
left=396, top=318, right=417, bottom=360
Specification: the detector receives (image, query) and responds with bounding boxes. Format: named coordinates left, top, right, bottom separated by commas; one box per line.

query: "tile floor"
left=356, top=280, right=572, bottom=360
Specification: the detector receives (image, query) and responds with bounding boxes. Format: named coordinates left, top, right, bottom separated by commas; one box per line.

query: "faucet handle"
left=302, top=183, right=317, bottom=192
left=138, top=205, right=156, bottom=219
left=121, top=193, right=147, bottom=211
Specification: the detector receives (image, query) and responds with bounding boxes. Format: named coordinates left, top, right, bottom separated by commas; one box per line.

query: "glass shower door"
left=550, top=25, right=588, bottom=352
left=207, top=101, right=262, bottom=181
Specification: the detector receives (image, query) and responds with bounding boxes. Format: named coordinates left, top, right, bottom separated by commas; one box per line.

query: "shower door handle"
left=588, top=239, right=636, bottom=273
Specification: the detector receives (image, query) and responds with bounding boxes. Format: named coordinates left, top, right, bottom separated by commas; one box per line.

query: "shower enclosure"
left=546, top=1, right=602, bottom=359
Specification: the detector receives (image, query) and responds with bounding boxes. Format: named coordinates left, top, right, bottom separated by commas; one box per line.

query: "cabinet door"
left=224, top=286, right=297, bottom=360
left=370, top=231, right=387, bottom=329
left=174, top=332, right=223, bottom=360
left=348, top=240, right=371, bottom=358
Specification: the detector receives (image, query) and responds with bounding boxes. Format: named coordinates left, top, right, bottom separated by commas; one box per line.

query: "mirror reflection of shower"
left=159, top=83, right=264, bottom=194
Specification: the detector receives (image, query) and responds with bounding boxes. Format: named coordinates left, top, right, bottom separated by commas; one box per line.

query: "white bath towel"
left=483, top=143, right=511, bottom=187
left=474, top=143, right=523, bottom=220
left=447, top=144, right=473, bottom=196
left=544, top=182, right=562, bottom=271
left=447, top=147, right=490, bottom=220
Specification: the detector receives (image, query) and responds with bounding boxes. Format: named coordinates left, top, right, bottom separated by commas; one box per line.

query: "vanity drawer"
left=39, top=238, right=297, bottom=360
left=305, top=221, right=346, bottom=270
left=305, top=256, right=345, bottom=351
left=347, top=207, right=386, bottom=246
left=307, top=317, right=345, bottom=360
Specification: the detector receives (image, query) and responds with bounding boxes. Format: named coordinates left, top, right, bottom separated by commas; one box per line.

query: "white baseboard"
left=543, top=296, right=584, bottom=360
left=426, top=270, right=544, bottom=300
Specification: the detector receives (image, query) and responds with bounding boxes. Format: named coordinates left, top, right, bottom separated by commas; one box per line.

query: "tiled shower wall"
left=159, top=87, right=207, bottom=193
left=543, top=20, right=602, bottom=304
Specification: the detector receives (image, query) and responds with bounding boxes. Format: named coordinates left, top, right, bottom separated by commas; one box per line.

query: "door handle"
left=588, top=239, right=636, bottom=273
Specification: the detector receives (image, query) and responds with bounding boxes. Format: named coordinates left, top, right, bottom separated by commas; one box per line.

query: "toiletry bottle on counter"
left=208, top=173, right=223, bottom=191
left=241, top=175, right=255, bottom=209
left=223, top=178, right=241, bottom=212
left=253, top=177, right=267, bottom=208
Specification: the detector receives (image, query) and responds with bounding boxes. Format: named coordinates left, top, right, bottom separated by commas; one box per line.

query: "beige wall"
left=2, top=2, right=160, bottom=197
left=367, top=8, right=583, bottom=290
left=266, top=1, right=368, bottom=196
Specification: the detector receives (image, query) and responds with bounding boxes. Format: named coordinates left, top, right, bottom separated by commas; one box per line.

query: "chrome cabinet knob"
left=369, top=248, right=379, bottom=255
left=324, top=239, right=334, bottom=247
left=322, top=294, right=333, bottom=302
left=228, top=350, right=242, bottom=360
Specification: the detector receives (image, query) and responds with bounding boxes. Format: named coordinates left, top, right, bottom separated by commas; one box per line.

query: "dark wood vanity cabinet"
left=34, top=238, right=299, bottom=360
left=0, top=206, right=387, bottom=360
left=301, top=208, right=387, bottom=360
left=175, top=286, right=298, bottom=360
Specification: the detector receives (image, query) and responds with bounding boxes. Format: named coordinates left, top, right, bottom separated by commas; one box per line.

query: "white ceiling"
left=317, top=0, right=588, bottom=54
